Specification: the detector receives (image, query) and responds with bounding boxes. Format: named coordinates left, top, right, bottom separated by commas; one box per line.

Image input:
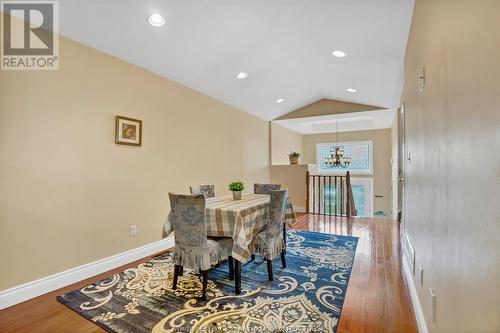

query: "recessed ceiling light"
left=236, top=72, right=248, bottom=79
left=148, top=14, right=165, bottom=27
left=346, top=88, right=357, bottom=93
left=276, top=98, right=285, bottom=104
left=332, top=50, right=347, bottom=57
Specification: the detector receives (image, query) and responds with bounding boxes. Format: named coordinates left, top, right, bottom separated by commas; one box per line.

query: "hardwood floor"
left=293, top=214, right=418, bottom=333
left=0, top=215, right=417, bottom=333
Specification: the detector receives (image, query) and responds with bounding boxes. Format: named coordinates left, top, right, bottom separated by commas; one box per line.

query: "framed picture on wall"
left=115, top=116, right=142, bottom=146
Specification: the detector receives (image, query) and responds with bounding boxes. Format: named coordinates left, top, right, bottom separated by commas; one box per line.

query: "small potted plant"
left=228, top=181, right=245, bottom=200
left=288, top=151, right=300, bottom=165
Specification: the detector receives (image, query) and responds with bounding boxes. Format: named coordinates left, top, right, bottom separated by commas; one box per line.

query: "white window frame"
left=350, top=177, right=374, bottom=218
left=315, top=140, right=374, bottom=175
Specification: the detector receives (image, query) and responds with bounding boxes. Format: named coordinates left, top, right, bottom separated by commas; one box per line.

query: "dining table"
left=164, top=192, right=297, bottom=294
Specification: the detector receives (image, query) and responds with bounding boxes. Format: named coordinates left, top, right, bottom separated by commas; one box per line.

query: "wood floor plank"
left=0, top=215, right=418, bottom=333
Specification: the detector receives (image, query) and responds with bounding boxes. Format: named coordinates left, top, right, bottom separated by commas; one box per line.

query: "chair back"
left=267, top=190, right=288, bottom=239
left=190, top=185, right=215, bottom=198
left=254, top=183, right=281, bottom=194
left=168, top=193, right=208, bottom=258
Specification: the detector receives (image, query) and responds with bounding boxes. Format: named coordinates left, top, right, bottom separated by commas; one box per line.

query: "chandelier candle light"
left=324, top=120, right=352, bottom=168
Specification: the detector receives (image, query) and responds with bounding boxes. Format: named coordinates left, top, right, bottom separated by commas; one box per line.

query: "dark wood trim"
left=341, top=174, right=344, bottom=216
left=316, top=175, right=320, bottom=214
left=306, top=171, right=310, bottom=214
left=346, top=171, right=351, bottom=218
left=312, top=175, right=316, bottom=214
left=334, top=176, right=338, bottom=215
left=328, top=176, right=332, bottom=216
left=323, top=176, right=326, bottom=215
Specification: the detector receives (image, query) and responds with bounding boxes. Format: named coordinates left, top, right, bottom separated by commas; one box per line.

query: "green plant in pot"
left=288, top=151, right=300, bottom=165
left=228, top=181, right=245, bottom=200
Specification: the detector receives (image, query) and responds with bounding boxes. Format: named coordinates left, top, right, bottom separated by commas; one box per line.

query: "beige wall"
left=275, top=98, right=383, bottom=120
left=0, top=35, right=270, bottom=290
left=401, top=0, right=500, bottom=332
left=302, top=129, right=392, bottom=217
left=270, top=165, right=307, bottom=211
left=270, top=123, right=303, bottom=165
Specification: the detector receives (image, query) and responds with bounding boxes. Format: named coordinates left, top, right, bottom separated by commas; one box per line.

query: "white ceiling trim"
left=273, top=109, right=396, bottom=135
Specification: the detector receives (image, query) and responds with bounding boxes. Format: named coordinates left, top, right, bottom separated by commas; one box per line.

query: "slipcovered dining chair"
left=254, top=183, right=281, bottom=194
left=168, top=193, right=233, bottom=300
left=190, top=185, right=215, bottom=198
left=249, top=189, right=288, bottom=281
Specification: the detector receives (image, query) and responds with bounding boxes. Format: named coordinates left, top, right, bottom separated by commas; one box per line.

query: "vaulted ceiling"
left=56, top=0, right=414, bottom=120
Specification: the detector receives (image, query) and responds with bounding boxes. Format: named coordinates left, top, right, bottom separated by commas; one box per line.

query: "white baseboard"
left=402, top=254, right=429, bottom=333
left=294, top=205, right=306, bottom=213
left=0, top=237, right=174, bottom=310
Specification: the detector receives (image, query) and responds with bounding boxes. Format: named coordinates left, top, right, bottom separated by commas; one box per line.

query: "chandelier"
left=324, top=120, right=351, bottom=168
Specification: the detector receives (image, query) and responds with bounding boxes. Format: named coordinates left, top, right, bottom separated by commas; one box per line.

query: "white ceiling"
left=56, top=0, right=414, bottom=121
left=274, top=109, right=397, bottom=135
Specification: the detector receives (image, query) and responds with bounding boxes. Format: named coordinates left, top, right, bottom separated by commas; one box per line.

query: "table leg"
left=228, top=256, right=234, bottom=280
left=283, top=223, right=287, bottom=254
left=234, top=260, right=241, bottom=295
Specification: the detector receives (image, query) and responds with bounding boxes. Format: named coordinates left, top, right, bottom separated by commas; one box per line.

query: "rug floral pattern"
left=58, top=230, right=358, bottom=333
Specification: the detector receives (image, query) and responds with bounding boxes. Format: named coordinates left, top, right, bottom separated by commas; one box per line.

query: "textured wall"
left=0, top=35, right=270, bottom=290
left=270, top=165, right=308, bottom=211
left=270, top=123, right=304, bottom=165
left=401, top=0, right=500, bottom=331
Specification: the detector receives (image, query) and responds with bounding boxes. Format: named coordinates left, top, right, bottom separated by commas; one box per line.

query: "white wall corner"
left=0, top=237, right=174, bottom=310
left=402, top=254, right=429, bottom=333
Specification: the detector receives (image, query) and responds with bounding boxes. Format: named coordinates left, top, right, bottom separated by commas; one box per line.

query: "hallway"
left=293, top=214, right=418, bottom=333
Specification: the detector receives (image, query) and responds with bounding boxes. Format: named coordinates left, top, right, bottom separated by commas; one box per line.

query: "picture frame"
left=115, top=115, right=142, bottom=146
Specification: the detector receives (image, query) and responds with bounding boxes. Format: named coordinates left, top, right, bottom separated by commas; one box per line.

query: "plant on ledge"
left=288, top=151, right=300, bottom=165
left=228, top=181, right=245, bottom=200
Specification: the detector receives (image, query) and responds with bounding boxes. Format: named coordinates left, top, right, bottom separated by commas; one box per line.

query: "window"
left=316, top=140, right=373, bottom=174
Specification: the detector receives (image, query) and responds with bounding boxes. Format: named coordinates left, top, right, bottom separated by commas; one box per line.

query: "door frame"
left=398, top=103, right=406, bottom=228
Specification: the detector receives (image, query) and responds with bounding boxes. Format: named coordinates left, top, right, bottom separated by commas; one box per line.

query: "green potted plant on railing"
left=228, top=181, right=245, bottom=200
left=288, top=151, right=300, bottom=165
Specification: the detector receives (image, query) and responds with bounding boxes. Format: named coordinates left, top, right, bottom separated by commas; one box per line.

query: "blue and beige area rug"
left=58, top=230, right=358, bottom=333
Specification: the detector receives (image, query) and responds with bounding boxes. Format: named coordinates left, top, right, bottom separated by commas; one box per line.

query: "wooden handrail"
left=305, top=171, right=356, bottom=217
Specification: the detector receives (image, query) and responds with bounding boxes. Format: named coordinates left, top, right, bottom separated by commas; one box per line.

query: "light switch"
left=129, top=225, right=137, bottom=237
